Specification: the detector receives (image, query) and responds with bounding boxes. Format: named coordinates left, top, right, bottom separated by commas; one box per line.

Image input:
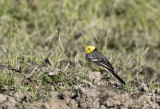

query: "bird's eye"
left=88, top=48, right=90, bottom=50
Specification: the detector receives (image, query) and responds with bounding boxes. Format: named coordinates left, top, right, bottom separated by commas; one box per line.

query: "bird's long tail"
left=104, top=68, right=126, bottom=84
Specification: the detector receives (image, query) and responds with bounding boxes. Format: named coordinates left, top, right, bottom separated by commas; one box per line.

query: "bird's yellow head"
left=85, top=46, right=96, bottom=54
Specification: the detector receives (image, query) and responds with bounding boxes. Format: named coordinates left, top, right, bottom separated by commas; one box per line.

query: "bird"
left=85, top=45, right=126, bottom=85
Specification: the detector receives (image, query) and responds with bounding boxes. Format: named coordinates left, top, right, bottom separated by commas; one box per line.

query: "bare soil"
left=0, top=72, right=160, bottom=109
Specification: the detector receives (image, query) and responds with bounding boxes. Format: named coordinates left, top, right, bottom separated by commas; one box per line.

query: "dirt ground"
left=0, top=71, right=160, bottom=109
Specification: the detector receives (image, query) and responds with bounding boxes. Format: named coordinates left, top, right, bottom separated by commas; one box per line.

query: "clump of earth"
left=0, top=71, right=160, bottom=109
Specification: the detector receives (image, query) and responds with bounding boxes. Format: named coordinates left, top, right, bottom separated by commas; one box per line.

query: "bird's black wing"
left=88, top=51, right=114, bottom=71
left=88, top=51, right=126, bottom=84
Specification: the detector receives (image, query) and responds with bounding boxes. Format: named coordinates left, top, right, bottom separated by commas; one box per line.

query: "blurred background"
left=0, top=0, right=160, bottom=91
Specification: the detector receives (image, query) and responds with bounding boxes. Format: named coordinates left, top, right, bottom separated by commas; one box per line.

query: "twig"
left=47, top=51, right=54, bottom=58
left=57, top=29, right=68, bottom=59
left=8, top=67, right=21, bottom=73
left=0, top=49, right=9, bottom=64
left=44, top=51, right=54, bottom=66
left=26, top=65, right=43, bottom=79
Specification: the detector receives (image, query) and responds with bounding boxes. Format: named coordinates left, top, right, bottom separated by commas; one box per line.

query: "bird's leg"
left=100, top=71, right=112, bottom=84
left=101, top=71, right=111, bottom=80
